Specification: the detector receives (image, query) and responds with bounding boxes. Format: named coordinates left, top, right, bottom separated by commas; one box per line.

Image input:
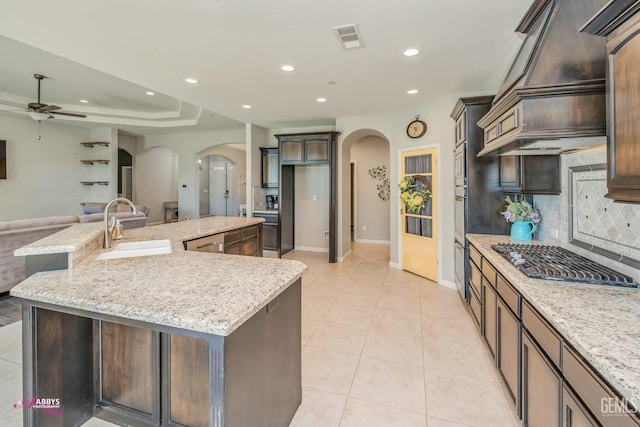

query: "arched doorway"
left=196, top=144, right=246, bottom=218
left=339, top=129, right=391, bottom=260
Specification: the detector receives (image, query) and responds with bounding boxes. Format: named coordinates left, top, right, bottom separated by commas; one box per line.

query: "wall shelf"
left=81, top=160, right=110, bottom=165
left=81, top=142, right=110, bottom=148
left=81, top=181, right=110, bottom=186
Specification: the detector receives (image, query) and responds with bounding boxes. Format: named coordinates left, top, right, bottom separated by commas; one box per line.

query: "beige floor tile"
left=421, top=314, right=478, bottom=345
left=424, top=370, right=516, bottom=426
left=302, top=316, right=323, bottom=346
left=334, top=288, right=381, bottom=308
left=303, top=298, right=334, bottom=321
left=308, top=321, right=369, bottom=355
left=362, top=327, right=424, bottom=367
left=302, top=346, right=360, bottom=395
left=422, top=338, right=494, bottom=381
left=304, top=282, right=345, bottom=301
left=370, top=308, right=422, bottom=336
left=340, top=398, right=427, bottom=427
left=82, top=417, right=119, bottom=426
left=0, top=322, right=22, bottom=365
left=381, top=281, right=420, bottom=298
left=289, top=387, right=347, bottom=427
left=0, top=368, right=22, bottom=418
left=0, top=406, right=22, bottom=427
left=324, top=302, right=375, bottom=326
left=420, top=297, right=467, bottom=320
left=426, top=416, right=472, bottom=427
left=377, top=292, right=421, bottom=315
left=0, top=358, right=20, bottom=377
left=350, top=357, right=426, bottom=414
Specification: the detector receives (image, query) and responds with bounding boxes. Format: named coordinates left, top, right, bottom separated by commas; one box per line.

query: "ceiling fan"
left=0, top=74, right=87, bottom=121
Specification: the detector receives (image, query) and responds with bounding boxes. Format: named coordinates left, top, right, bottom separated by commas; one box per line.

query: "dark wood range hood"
left=477, top=0, right=609, bottom=157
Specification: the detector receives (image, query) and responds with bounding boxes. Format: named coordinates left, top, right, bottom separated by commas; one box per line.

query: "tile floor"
left=0, top=243, right=520, bottom=426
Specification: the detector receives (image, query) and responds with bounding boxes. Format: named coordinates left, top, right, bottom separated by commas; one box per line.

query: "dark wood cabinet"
left=260, top=147, right=278, bottom=188
left=497, top=298, right=520, bottom=409
left=277, top=133, right=331, bottom=165
left=522, top=330, right=562, bottom=427
left=562, top=386, right=599, bottom=427
left=483, top=278, right=497, bottom=360
left=499, top=155, right=561, bottom=194
left=183, top=225, right=262, bottom=257
left=583, top=2, right=640, bottom=203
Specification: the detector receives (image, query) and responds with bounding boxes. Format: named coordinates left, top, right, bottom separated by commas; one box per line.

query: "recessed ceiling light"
left=403, top=48, right=420, bottom=57
left=317, top=98, right=327, bottom=103
left=242, top=105, right=252, bottom=109
left=185, top=78, right=199, bottom=84
left=281, top=65, right=295, bottom=72
left=407, top=89, right=419, bottom=94
left=80, top=99, right=89, bottom=103
left=146, top=91, right=155, bottom=96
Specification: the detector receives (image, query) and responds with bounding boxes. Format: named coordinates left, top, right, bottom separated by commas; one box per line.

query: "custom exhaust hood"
left=477, top=0, right=608, bottom=157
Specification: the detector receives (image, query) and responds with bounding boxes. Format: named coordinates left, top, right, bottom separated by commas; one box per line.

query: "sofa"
left=0, top=204, right=150, bottom=293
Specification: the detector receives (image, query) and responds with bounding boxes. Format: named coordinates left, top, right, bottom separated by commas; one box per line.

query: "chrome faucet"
left=104, top=198, right=137, bottom=249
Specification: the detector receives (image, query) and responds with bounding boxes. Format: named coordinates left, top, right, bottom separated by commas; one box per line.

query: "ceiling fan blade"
left=38, top=105, right=61, bottom=113
left=50, top=111, right=87, bottom=118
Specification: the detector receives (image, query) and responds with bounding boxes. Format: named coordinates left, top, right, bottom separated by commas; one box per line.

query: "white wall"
left=138, top=128, right=245, bottom=220
left=351, top=136, right=390, bottom=243
left=0, top=114, right=92, bottom=220
left=135, top=146, right=178, bottom=223
left=294, top=165, right=330, bottom=251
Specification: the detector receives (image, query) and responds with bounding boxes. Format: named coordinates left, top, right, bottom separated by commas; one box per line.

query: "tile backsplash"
left=534, top=146, right=640, bottom=280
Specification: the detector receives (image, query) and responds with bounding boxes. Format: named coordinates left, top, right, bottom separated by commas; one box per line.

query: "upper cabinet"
left=260, top=147, right=278, bottom=188
left=499, top=155, right=561, bottom=194
left=583, top=1, right=640, bottom=203
left=276, top=132, right=338, bottom=165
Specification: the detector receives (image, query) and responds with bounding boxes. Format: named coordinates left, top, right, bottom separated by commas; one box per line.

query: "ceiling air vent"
left=332, top=24, right=364, bottom=50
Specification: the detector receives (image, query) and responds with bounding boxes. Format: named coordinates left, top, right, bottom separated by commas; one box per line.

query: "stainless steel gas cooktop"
left=492, top=244, right=638, bottom=288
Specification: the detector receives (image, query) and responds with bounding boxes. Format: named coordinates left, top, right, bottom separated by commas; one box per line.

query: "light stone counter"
left=467, top=234, right=640, bottom=410
left=10, top=217, right=306, bottom=336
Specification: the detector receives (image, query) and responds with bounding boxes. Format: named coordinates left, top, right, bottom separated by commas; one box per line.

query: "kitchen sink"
left=96, top=239, right=172, bottom=260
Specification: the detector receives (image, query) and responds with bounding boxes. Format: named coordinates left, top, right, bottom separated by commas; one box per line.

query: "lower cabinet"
left=184, top=225, right=262, bottom=257
left=497, top=298, right=520, bottom=408
left=522, top=330, right=562, bottom=427
left=563, top=386, right=598, bottom=427
left=483, top=278, right=497, bottom=360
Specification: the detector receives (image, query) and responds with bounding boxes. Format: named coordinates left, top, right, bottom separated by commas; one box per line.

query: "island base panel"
left=23, top=307, right=94, bottom=427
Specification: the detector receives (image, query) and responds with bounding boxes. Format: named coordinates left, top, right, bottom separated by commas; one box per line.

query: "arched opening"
left=196, top=144, right=246, bottom=218
left=339, top=129, right=391, bottom=260
left=117, top=148, right=133, bottom=199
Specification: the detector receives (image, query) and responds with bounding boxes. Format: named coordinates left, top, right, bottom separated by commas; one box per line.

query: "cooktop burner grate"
left=491, top=244, right=638, bottom=288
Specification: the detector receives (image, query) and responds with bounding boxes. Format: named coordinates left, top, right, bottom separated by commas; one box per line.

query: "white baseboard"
left=439, top=278, right=457, bottom=291
left=294, top=246, right=329, bottom=253
left=355, top=239, right=391, bottom=244
left=337, top=249, right=352, bottom=262
left=389, top=261, right=401, bottom=269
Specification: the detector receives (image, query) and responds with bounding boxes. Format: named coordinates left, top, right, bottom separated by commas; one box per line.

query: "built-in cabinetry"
left=253, top=212, right=277, bottom=251
left=260, top=147, right=278, bottom=188
left=278, top=134, right=331, bottom=164
left=499, top=155, right=561, bottom=194
left=183, top=224, right=262, bottom=257
left=80, top=141, right=111, bottom=186
left=583, top=2, right=640, bottom=203
left=468, top=243, right=640, bottom=426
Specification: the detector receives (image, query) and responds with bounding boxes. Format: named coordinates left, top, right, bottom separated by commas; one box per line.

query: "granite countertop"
left=253, top=209, right=278, bottom=214
left=10, top=217, right=306, bottom=337
left=467, top=234, right=640, bottom=410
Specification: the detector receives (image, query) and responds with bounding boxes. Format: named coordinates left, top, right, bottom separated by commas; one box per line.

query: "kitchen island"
left=10, top=217, right=307, bottom=427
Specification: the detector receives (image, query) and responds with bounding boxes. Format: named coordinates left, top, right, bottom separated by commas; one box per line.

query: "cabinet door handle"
left=197, top=242, right=214, bottom=249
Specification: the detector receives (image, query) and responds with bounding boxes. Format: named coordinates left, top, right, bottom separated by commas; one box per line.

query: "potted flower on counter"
left=500, top=195, right=541, bottom=241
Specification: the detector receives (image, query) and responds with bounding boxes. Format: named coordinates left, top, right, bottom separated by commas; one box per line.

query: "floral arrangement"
left=501, top=195, right=541, bottom=223
left=399, top=176, right=431, bottom=214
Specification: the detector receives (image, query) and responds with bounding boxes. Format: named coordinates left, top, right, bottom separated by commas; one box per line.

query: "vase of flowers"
left=500, top=195, right=541, bottom=241
left=399, top=176, right=431, bottom=214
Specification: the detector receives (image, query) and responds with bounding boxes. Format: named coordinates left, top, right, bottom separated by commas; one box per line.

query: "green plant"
left=501, top=195, right=541, bottom=223
left=399, top=176, right=431, bottom=214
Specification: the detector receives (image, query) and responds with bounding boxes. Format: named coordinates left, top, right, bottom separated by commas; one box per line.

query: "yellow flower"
left=399, top=179, right=410, bottom=190
left=401, top=191, right=410, bottom=200
left=412, top=195, right=424, bottom=206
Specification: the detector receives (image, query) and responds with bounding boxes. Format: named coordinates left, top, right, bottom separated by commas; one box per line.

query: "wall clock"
left=407, top=115, right=427, bottom=139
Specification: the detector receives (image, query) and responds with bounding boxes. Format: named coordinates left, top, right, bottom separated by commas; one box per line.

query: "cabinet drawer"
left=242, top=238, right=258, bottom=257
left=224, top=230, right=242, bottom=245
left=563, top=345, right=639, bottom=427
left=469, top=262, right=482, bottom=297
left=242, top=226, right=258, bottom=240
left=497, top=274, right=520, bottom=318
left=482, top=259, right=497, bottom=286
left=184, top=234, right=224, bottom=252
left=522, top=300, right=561, bottom=368
left=469, top=287, right=481, bottom=332
left=469, top=245, right=482, bottom=268
left=485, top=104, right=521, bottom=145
